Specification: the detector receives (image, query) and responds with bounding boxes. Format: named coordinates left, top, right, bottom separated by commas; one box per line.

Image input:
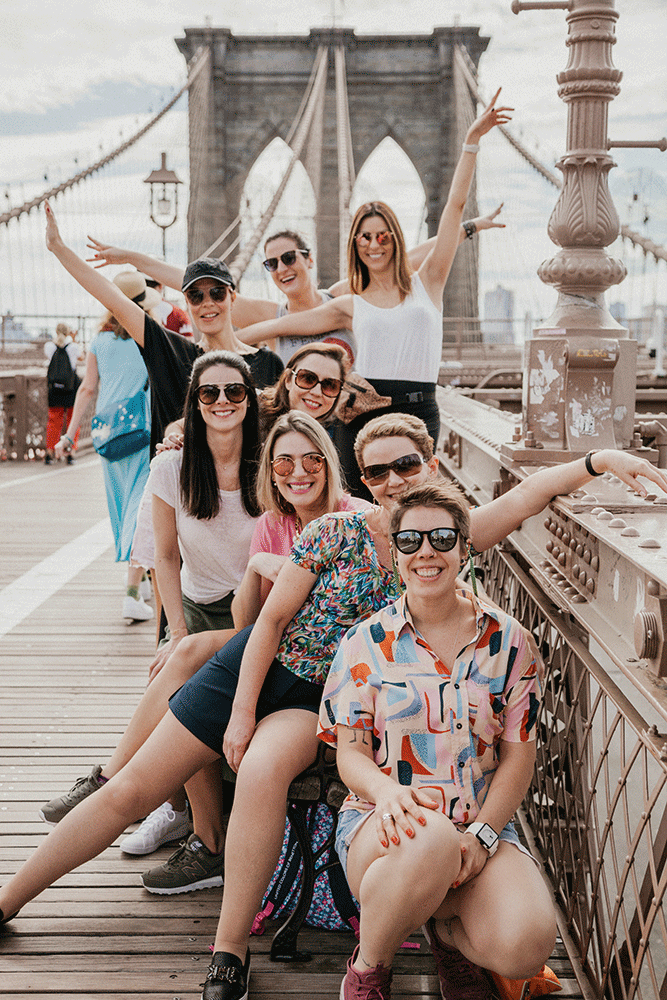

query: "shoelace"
left=139, top=804, right=177, bottom=833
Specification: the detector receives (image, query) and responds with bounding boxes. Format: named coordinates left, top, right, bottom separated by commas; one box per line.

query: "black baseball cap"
left=182, top=258, right=236, bottom=293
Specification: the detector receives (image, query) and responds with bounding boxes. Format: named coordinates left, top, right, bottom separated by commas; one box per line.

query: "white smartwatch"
left=466, top=821, right=499, bottom=856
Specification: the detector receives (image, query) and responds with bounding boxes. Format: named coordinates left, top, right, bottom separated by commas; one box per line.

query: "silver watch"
left=466, top=821, right=499, bottom=856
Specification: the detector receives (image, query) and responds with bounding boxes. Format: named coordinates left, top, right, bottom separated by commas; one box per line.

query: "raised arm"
left=45, top=203, right=146, bottom=346
left=407, top=204, right=506, bottom=273
left=233, top=294, right=354, bottom=346
left=469, top=449, right=667, bottom=552
left=419, top=90, right=512, bottom=305
left=86, top=237, right=186, bottom=291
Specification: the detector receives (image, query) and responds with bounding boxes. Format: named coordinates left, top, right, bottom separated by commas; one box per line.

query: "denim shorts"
left=334, top=807, right=536, bottom=880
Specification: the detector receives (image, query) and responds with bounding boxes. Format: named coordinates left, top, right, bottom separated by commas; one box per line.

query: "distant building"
left=0, top=313, right=31, bottom=351
left=482, top=285, right=515, bottom=344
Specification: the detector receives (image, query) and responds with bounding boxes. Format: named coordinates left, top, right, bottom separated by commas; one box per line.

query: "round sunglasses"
left=354, top=230, right=394, bottom=247
left=262, top=249, right=310, bottom=272
left=196, top=382, right=248, bottom=405
left=291, top=368, right=342, bottom=398
left=362, top=453, right=424, bottom=486
left=392, top=527, right=461, bottom=554
left=185, top=284, right=230, bottom=306
left=271, top=452, right=326, bottom=477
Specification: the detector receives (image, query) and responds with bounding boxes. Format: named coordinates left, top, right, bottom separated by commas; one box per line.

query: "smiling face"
left=360, top=435, right=438, bottom=510
left=286, top=351, right=342, bottom=422
left=195, top=362, right=248, bottom=434
left=353, top=213, right=395, bottom=275
left=271, top=430, right=328, bottom=519
left=263, top=236, right=314, bottom=299
left=186, top=278, right=235, bottom=336
left=393, top=505, right=464, bottom=601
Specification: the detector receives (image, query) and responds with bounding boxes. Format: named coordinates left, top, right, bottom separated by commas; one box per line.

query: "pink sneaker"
left=340, top=947, right=392, bottom=1000
left=422, top=918, right=498, bottom=1000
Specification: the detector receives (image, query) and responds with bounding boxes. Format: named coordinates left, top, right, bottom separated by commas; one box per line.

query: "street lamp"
left=144, top=152, right=182, bottom=259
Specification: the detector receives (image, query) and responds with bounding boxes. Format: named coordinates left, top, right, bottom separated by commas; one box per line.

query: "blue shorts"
left=334, top=808, right=535, bottom=880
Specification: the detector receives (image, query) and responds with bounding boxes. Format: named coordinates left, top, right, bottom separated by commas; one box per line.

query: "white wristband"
left=462, top=143, right=480, bottom=153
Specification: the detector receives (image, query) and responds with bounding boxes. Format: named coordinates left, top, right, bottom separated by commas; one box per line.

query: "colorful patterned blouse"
left=277, top=510, right=401, bottom=686
left=318, top=591, right=542, bottom=826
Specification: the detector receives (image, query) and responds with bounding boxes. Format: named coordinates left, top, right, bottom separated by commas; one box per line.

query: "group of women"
left=4, top=89, right=667, bottom=1000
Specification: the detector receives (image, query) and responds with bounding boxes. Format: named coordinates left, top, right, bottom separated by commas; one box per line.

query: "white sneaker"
left=122, top=595, right=153, bottom=622
left=139, top=577, right=152, bottom=602
left=121, top=802, right=190, bottom=855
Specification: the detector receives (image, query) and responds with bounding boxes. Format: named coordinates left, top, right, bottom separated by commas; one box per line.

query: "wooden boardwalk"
left=0, top=454, right=584, bottom=998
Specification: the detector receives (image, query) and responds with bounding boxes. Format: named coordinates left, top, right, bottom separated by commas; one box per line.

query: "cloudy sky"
left=1, top=0, right=666, bottom=330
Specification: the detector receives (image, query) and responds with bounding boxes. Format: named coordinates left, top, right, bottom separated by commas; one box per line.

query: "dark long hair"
left=180, top=351, right=261, bottom=519
left=259, top=342, right=348, bottom=435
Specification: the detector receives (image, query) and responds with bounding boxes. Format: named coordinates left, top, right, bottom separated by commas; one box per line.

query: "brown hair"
left=259, top=342, right=349, bottom=434
left=389, top=480, right=470, bottom=555
left=354, top=412, right=434, bottom=472
left=264, top=230, right=311, bottom=255
left=99, top=312, right=131, bottom=340
left=347, top=201, right=412, bottom=300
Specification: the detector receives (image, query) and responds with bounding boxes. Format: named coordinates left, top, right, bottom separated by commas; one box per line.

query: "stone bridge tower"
left=176, top=26, right=489, bottom=317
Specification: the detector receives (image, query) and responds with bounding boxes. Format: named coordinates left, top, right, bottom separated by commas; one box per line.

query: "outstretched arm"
left=469, top=449, right=667, bottom=552
left=419, top=90, right=512, bottom=305
left=45, top=203, right=147, bottom=346
left=232, top=294, right=354, bottom=346
left=86, top=237, right=186, bottom=291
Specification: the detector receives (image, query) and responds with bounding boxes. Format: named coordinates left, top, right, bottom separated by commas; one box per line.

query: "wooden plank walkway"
left=0, top=455, right=585, bottom=997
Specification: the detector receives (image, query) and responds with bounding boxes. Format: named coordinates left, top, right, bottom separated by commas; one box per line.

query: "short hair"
left=389, top=480, right=470, bottom=553
left=354, top=412, right=434, bottom=472
left=347, top=201, right=412, bottom=300
left=259, top=342, right=349, bottom=433
left=263, top=230, right=311, bottom=255
left=256, top=410, right=345, bottom=516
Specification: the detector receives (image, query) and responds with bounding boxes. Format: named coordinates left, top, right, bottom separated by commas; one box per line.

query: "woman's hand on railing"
left=594, top=449, right=667, bottom=497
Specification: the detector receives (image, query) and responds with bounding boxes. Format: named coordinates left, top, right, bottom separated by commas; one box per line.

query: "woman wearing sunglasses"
left=320, top=478, right=556, bottom=1000
left=259, top=341, right=348, bottom=434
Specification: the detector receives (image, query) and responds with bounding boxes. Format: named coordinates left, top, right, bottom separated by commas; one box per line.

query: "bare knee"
left=102, top=772, right=160, bottom=824
left=163, top=633, right=209, bottom=688
left=235, top=745, right=304, bottom=800
left=483, top=905, right=557, bottom=979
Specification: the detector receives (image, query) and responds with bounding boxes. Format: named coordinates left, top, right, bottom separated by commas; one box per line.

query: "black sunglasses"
left=262, top=249, right=310, bottom=272
left=362, top=453, right=424, bottom=486
left=185, top=284, right=229, bottom=305
left=291, top=367, right=342, bottom=398
left=196, top=383, right=248, bottom=405
left=392, top=527, right=461, bottom=554
left=271, top=452, right=326, bottom=477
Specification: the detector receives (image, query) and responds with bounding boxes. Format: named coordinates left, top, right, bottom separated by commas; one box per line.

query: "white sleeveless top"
left=352, top=273, right=442, bottom=383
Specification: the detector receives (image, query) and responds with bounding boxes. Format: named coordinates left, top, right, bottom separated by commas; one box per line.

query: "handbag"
left=91, top=387, right=150, bottom=461
left=334, top=373, right=392, bottom=424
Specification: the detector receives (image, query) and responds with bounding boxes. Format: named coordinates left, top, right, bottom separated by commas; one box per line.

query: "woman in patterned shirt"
left=320, top=479, right=557, bottom=1000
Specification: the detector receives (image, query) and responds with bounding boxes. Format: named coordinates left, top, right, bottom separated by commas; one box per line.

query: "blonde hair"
left=354, top=412, right=434, bottom=471
left=347, top=201, right=412, bottom=300
left=256, top=410, right=345, bottom=517
left=54, top=322, right=73, bottom=347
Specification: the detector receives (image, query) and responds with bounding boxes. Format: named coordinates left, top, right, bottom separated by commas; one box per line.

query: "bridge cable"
left=334, top=45, right=356, bottom=280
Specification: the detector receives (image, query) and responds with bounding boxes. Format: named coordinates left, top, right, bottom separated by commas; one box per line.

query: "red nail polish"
left=418, top=817, right=426, bottom=826
left=391, top=835, right=399, bottom=845
left=382, top=839, right=389, bottom=848
left=406, top=828, right=414, bottom=837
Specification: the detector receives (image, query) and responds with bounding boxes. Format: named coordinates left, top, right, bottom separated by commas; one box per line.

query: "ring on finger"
left=382, top=813, right=393, bottom=822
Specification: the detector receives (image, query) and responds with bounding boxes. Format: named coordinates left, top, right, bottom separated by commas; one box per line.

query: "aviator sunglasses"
left=262, top=249, right=310, bottom=272
left=185, top=284, right=229, bottom=306
left=392, top=527, right=461, bottom=554
left=362, top=453, right=425, bottom=486
left=291, top=368, right=343, bottom=398
left=354, top=229, right=394, bottom=247
left=196, top=382, right=248, bottom=405
left=271, top=452, right=326, bottom=477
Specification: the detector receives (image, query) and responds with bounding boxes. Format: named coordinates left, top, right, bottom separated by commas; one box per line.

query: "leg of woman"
left=45, top=405, right=65, bottom=454
left=0, top=711, right=219, bottom=918
left=211, top=709, right=320, bottom=960
left=431, top=843, right=557, bottom=980
left=183, top=759, right=227, bottom=853
left=345, top=809, right=461, bottom=971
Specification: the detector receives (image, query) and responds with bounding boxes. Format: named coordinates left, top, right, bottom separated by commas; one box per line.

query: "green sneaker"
left=141, top=833, right=224, bottom=894
left=39, top=765, right=105, bottom=825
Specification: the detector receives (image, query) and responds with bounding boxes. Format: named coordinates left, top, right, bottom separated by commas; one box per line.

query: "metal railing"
left=477, top=543, right=667, bottom=1000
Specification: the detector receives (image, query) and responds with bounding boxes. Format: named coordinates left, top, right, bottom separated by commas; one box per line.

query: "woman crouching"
left=319, top=479, right=557, bottom=1000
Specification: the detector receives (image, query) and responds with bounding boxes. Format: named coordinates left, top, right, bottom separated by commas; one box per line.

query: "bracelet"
left=462, top=220, right=477, bottom=240
left=585, top=451, right=602, bottom=476
left=462, top=143, right=480, bottom=153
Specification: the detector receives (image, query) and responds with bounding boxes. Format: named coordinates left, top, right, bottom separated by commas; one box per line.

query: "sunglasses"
left=362, top=453, right=425, bottom=486
left=392, top=527, right=461, bottom=554
left=185, top=284, right=229, bottom=305
left=196, top=382, right=248, bottom=405
left=291, top=368, right=343, bottom=398
left=354, top=230, right=394, bottom=247
left=262, top=249, right=310, bottom=272
left=271, top=452, right=326, bottom=477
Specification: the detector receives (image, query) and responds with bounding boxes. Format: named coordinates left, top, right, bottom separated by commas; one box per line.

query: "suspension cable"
left=335, top=45, right=356, bottom=279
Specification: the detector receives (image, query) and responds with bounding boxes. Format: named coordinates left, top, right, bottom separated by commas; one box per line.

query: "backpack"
left=47, top=345, right=79, bottom=404
left=252, top=803, right=360, bottom=935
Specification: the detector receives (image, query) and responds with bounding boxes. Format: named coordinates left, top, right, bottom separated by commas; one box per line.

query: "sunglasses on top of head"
left=290, top=368, right=342, bottom=398
left=185, top=284, right=229, bottom=306
left=354, top=230, right=394, bottom=247
left=262, top=249, right=310, bottom=272
left=195, top=383, right=248, bottom=405
left=362, top=453, right=425, bottom=486
left=392, top=527, right=461, bottom=554
left=271, top=452, right=326, bottom=477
